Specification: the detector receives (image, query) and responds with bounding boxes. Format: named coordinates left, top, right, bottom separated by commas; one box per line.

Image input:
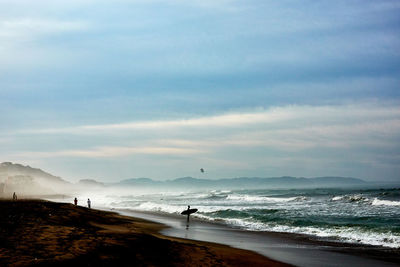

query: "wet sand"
left=0, top=200, right=289, bottom=266
left=115, top=209, right=400, bottom=267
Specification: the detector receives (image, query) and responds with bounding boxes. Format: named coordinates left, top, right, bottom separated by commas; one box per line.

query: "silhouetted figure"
left=186, top=205, right=190, bottom=222
left=74, top=197, right=78, bottom=206
left=87, top=198, right=91, bottom=209
left=181, top=205, right=198, bottom=225
left=200, top=168, right=204, bottom=173
left=13, top=192, right=17, bottom=201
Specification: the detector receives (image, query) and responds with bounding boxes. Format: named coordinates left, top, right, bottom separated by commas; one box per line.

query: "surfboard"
left=181, top=208, right=198, bottom=215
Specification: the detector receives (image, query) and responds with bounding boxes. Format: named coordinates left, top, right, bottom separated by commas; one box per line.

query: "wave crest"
left=227, top=195, right=307, bottom=202
left=371, top=198, right=400, bottom=206
left=331, top=194, right=368, bottom=202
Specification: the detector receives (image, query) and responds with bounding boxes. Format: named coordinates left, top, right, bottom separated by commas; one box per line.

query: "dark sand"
left=0, top=200, right=290, bottom=266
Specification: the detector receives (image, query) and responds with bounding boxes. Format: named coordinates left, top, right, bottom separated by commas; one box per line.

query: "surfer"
left=181, top=205, right=198, bottom=223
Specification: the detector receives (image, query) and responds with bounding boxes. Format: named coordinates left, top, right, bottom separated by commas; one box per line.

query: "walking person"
left=74, top=197, right=78, bottom=206
left=13, top=192, right=17, bottom=201
left=87, top=198, right=91, bottom=209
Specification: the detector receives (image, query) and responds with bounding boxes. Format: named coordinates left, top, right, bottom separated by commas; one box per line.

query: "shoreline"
left=112, top=208, right=400, bottom=267
left=0, top=199, right=289, bottom=266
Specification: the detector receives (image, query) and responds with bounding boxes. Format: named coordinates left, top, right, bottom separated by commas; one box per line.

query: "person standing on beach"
left=74, top=197, right=78, bottom=206
left=186, top=205, right=190, bottom=222
left=13, top=192, right=17, bottom=201
left=87, top=198, right=91, bottom=209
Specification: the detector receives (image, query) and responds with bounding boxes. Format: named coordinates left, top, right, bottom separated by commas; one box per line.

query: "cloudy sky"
left=1, top=0, right=399, bottom=182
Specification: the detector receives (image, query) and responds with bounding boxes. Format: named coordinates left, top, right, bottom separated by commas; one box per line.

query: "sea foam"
left=226, top=195, right=306, bottom=202
left=371, top=198, right=400, bottom=206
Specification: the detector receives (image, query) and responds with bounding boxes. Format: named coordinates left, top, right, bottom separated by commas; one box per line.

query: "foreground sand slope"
left=0, top=200, right=290, bottom=266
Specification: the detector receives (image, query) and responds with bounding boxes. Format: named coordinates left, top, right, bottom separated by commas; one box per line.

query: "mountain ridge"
left=0, top=162, right=67, bottom=183
left=0, top=162, right=71, bottom=196
left=0, top=162, right=369, bottom=192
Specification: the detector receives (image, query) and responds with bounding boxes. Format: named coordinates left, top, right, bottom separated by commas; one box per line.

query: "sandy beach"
left=0, top=199, right=290, bottom=266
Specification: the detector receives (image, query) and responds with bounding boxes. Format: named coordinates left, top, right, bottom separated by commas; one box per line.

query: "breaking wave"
left=371, top=198, right=400, bottom=206
left=331, top=194, right=368, bottom=202
left=96, top=187, right=400, bottom=249
left=226, top=195, right=307, bottom=202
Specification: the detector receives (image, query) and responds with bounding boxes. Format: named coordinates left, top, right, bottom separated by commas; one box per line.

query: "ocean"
left=95, top=187, right=400, bottom=248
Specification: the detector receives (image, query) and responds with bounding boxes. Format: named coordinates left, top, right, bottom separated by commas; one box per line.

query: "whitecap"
left=331, top=196, right=344, bottom=201
left=207, top=217, right=400, bottom=248
left=331, top=194, right=368, bottom=203
left=371, top=198, right=400, bottom=206
left=226, top=195, right=306, bottom=202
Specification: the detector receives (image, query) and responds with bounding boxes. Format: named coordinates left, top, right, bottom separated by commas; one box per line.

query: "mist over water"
left=79, top=187, right=400, bottom=249
left=4, top=162, right=398, bottom=249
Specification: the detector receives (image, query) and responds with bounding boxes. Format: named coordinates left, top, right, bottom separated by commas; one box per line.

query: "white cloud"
left=24, top=102, right=400, bottom=134
left=22, top=107, right=294, bottom=134
left=3, top=102, right=400, bottom=180
left=156, top=117, right=400, bottom=152
left=9, top=101, right=400, bottom=156
left=13, top=146, right=204, bottom=159
left=0, top=18, right=88, bottom=39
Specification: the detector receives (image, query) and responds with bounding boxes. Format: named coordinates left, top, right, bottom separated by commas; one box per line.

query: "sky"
left=1, top=0, right=399, bottom=182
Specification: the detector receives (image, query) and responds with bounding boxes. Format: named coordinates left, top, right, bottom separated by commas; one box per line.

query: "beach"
left=0, top=199, right=289, bottom=266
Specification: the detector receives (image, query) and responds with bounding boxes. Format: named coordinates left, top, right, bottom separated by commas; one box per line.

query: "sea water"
left=96, top=187, right=400, bottom=248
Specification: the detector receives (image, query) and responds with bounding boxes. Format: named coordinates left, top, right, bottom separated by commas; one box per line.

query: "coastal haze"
left=0, top=161, right=377, bottom=195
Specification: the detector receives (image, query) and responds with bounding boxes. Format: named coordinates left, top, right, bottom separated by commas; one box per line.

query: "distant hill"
left=0, top=162, right=369, bottom=194
left=0, top=162, right=66, bottom=183
left=116, top=176, right=367, bottom=189
left=0, top=162, right=70, bottom=196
